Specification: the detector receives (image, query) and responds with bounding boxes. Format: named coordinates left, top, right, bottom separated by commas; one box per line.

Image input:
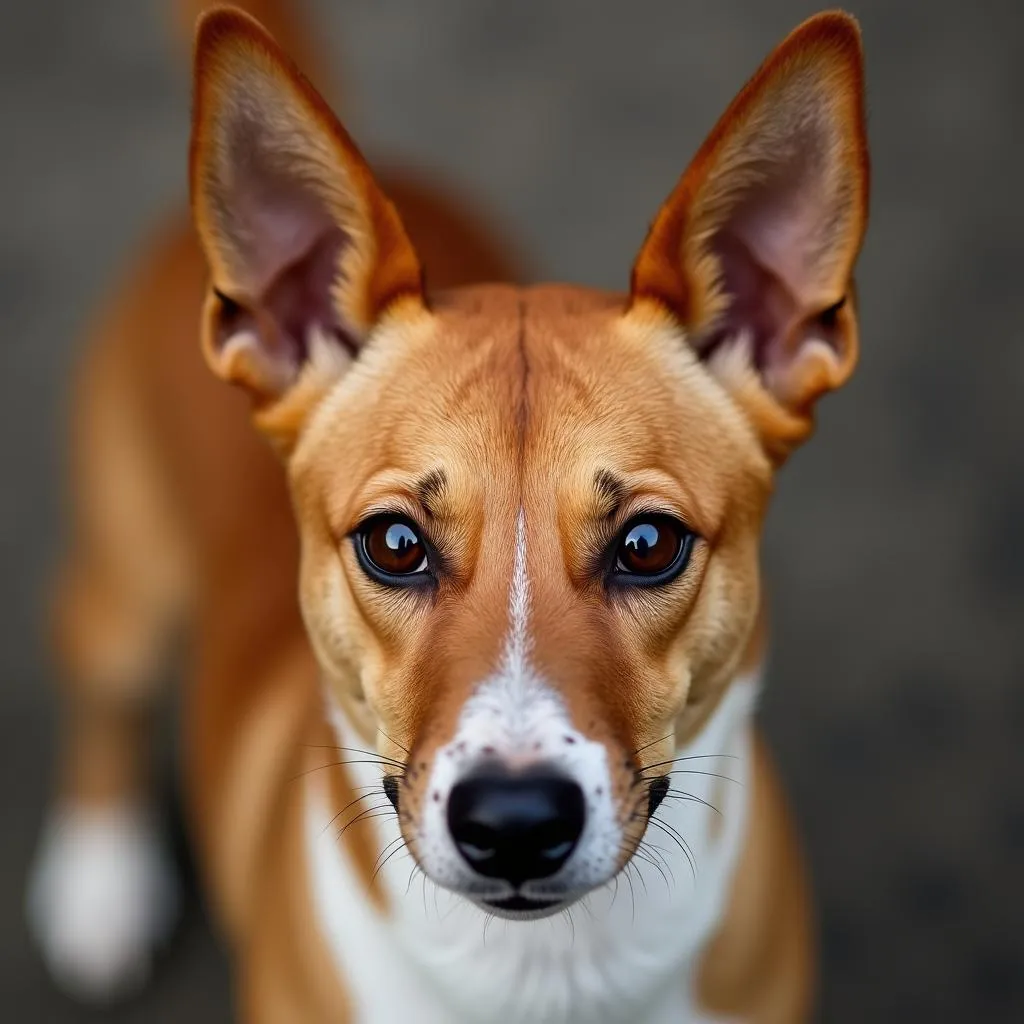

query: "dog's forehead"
left=297, top=284, right=763, bottom=521
left=520, top=287, right=753, bottom=448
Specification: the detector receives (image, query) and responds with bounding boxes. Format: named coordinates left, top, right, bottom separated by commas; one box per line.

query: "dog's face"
left=288, top=285, right=772, bottom=909
left=190, top=10, right=868, bottom=915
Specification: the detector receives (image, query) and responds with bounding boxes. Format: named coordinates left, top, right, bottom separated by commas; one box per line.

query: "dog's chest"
left=304, top=677, right=756, bottom=1023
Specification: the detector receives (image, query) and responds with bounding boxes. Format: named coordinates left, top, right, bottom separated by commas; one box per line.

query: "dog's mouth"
left=481, top=897, right=565, bottom=921
left=477, top=893, right=566, bottom=919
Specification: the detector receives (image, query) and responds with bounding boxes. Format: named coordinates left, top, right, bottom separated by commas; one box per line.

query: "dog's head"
left=189, top=8, right=868, bottom=916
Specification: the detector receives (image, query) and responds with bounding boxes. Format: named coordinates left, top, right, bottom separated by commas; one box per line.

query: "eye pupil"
left=615, top=516, right=689, bottom=580
left=362, top=516, right=427, bottom=578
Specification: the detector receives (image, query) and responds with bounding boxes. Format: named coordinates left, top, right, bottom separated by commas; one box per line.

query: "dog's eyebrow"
left=593, top=469, right=626, bottom=518
left=415, top=469, right=448, bottom=518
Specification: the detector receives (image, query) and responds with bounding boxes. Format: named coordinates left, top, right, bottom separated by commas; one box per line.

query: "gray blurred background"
left=1, top=1, right=1022, bottom=1021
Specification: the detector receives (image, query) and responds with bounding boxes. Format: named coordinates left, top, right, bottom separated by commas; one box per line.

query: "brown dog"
left=29, top=4, right=869, bottom=1022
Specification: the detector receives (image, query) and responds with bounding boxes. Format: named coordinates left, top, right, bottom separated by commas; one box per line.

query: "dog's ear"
left=631, top=11, right=869, bottom=462
left=189, top=8, right=424, bottom=450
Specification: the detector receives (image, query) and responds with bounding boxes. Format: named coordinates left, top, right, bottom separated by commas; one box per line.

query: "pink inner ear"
left=693, top=139, right=845, bottom=382
left=230, top=170, right=332, bottom=295
left=248, top=204, right=321, bottom=292
left=703, top=228, right=797, bottom=373
left=211, top=139, right=358, bottom=377
left=268, top=228, right=349, bottom=356
left=213, top=210, right=353, bottom=378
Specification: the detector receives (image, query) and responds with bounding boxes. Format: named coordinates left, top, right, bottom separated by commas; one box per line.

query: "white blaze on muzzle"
left=416, top=510, right=621, bottom=900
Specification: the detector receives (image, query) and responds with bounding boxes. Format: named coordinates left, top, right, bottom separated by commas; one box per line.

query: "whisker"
left=577, top=893, right=595, bottom=922
left=290, top=759, right=409, bottom=783
left=370, top=835, right=407, bottom=881
left=623, top=862, right=638, bottom=924
left=337, top=809, right=395, bottom=842
left=376, top=727, right=411, bottom=755
left=336, top=803, right=392, bottom=841
left=482, top=909, right=497, bottom=946
left=637, top=833, right=675, bottom=876
left=624, top=776, right=725, bottom=838
left=649, top=810, right=693, bottom=851
left=631, top=852, right=650, bottom=897
left=404, top=860, right=420, bottom=897
left=301, top=744, right=408, bottom=768
left=319, top=786, right=386, bottom=837
left=370, top=838, right=409, bottom=888
left=647, top=817, right=697, bottom=881
left=560, top=904, right=577, bottom=946
left=632, top=843, right=672, bottom=893
left=638, top=754, right=738, bottom=773
left=658, top=786, right=722, bottom=816
left=369, top=834, right=406, bottom=876
left=630, top=733, right=674, bottom=758
left=641, top=768, right=740, bottom=785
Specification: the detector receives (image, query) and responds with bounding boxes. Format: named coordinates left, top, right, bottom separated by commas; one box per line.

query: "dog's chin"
left=472, top=894, right=569, bottom=921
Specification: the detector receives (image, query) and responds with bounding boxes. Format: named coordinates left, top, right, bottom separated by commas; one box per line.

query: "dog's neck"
left=305, top=670, right=760, bottom=1024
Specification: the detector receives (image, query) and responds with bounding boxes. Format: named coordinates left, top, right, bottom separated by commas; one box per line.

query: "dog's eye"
left=612, top=515, right=693, bottom=585
left=356, top=515, right=429, bottom=582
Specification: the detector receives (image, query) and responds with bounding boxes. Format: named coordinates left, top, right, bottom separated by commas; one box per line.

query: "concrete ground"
left=1, top=1, right=1022, bottom=1020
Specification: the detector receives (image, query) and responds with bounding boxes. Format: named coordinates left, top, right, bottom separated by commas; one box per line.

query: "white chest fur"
left=305, top=673, right=759, bottom=1024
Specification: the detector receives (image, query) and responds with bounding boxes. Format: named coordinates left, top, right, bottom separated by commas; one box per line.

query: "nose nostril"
left=447, top=766, right=586, bottom=887
left=453, top=822, right=497, bottom=863
left=534, top=820, right=578, bottom=859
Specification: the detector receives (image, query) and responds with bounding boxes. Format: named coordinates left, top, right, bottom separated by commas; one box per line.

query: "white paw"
left=27, top=804, right=179, bottom=1003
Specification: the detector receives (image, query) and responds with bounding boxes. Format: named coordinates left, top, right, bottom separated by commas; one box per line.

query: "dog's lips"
left=478, top=894, right=566, bottom=919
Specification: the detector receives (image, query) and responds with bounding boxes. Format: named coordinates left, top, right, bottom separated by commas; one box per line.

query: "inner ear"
left=695, top=202, right=850, bottom=405
left=699, top=228, right=796, bottom=370
left=209, top=222, right=355, bottom=396
left=256, top=226, right=352, bottom=361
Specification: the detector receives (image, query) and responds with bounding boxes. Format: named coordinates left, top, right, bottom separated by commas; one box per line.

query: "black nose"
left=447, top=765, right=586, bottom=887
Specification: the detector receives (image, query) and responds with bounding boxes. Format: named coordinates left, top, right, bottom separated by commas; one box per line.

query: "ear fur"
left=189, top=7, right=424, bottom=449
left=631, top=11, right=870, bottom=461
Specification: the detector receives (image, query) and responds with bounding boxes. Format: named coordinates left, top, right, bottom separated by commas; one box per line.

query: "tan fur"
left=697, top=734, right=816, bottom=1022
left=42, top=5, right=870, bottom=1021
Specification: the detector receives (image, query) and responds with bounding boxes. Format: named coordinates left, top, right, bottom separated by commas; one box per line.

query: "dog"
left=28, top=3, right=869, bottom=1021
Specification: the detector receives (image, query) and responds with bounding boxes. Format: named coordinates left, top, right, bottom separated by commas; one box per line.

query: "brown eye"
left=614, top=515, right=692, bottom=583
left=358, top=515, right=429, bottom=582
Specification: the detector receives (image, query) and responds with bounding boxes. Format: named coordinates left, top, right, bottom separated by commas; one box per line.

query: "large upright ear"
left=631, top=11, right=869, bottom=462
left=189, top=8, right=425, bottom=449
